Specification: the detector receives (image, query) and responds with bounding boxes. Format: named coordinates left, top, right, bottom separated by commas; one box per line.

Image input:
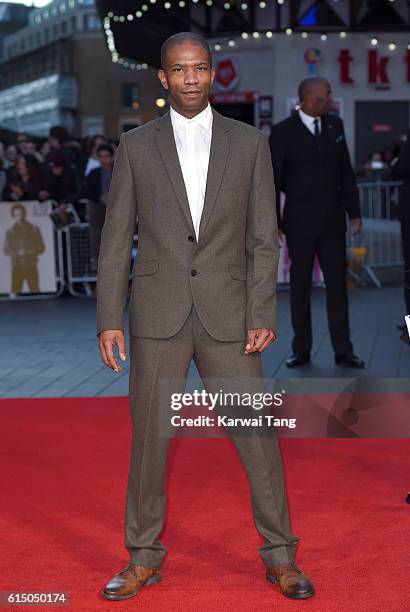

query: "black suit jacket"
left=269, top=113, right=360, bottom=236
left=392, top=129, right=410, bottom=220
left=84, top=167, right=102, bottom=203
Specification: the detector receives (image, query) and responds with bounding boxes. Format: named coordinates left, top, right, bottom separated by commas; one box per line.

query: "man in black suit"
left=269, top=77, right=364, bottom=368
left=392, top=129, right=410, bottom=323
left=84, top=144, right=114, bottom=272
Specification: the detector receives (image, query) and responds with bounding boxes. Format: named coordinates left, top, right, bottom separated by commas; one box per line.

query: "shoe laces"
left=276, top=562, right=300, bottom=576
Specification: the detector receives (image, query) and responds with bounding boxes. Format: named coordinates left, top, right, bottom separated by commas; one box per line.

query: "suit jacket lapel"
left=154, top=106, right=231, bottom=241
left=155, top=111, right=195, bottom=234
left=199, top=107, right=231, bottom=239
left=294, top=112, right=317, bottom=143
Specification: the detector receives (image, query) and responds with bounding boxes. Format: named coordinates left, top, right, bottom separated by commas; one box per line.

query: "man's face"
left=303, top=82, right=332, bottom=116
left=98, top=150, right=113, bottom=170
left=18, top=141, right=30, bottom=155
left=6, top=145, right=17, bottom=161
left=12, top=208, right=24, bottom=222
left=158, top=42, right=215, bottom=118
left=26, top=142, right=37, bottom=155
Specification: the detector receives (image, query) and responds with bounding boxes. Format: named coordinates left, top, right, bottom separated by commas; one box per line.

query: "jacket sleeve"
left=339, top=121, right=361, bottom=219
left=245, top=133, right=279, bottom=332
left=268, top=126, right=285, bottom=231
left=96, top=133, right=137, bottom=336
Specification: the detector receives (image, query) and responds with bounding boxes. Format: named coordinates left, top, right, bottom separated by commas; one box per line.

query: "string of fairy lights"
left=102, top=0, right=410, bottom=71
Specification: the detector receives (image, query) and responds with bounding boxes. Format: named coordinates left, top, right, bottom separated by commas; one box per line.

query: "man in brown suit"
left=97, top=32, right=315, bottom=601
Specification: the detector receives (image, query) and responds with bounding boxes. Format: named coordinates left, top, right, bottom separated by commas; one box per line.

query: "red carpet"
left=0, top=397, right=409, bottom=611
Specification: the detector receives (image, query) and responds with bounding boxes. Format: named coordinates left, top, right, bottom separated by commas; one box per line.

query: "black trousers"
left=286, top=232, right=353, bottom=356
left=400, top=220, right=410, bottom=315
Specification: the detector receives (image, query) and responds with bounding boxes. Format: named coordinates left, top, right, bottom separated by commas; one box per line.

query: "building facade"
left=0, top=0, right=161, bottom=139
left=208, top=31, right=410, bottom=168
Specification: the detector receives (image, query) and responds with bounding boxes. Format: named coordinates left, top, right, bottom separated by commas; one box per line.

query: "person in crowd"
left=0, top=143, right=8, bottom=196
left=269, top=76, right=364, bottom=369
left=84, top=144, right=114, bottom=272
left=382, top=147, right=395, bottom=166
left=42, top=151, right=80, bottom=203
left=5, top=144, right=17, bottom=169
left=15, top=133, right=30, bottom=155
left=3, top=153, right=46, bottom=201
left=391, top=130, right=410, bottom=329
left=359, top=150, right=392, bottom=181
left=24, top=140, right=44, bottom=163
left=0, top=142, right=15, bottom=172
left=40, top=140, right=50, bottom=160
left=0, top=159, right=7, bottom=199
left=47, top=125, right=80, bottom=169
left=80, top=134, right=107, bottom=179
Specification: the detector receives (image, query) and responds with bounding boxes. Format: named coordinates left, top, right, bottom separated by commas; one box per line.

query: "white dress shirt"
left=298, top=108, right=321, bottom=135
left=170, top=102, right=213, bottom=240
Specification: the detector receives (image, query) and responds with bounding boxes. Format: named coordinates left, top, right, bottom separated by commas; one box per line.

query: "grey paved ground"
left=0, top=285, right=409, bottom=398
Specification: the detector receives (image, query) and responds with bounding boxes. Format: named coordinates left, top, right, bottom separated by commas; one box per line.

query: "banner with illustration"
left=0, top=200, right=57, bottom=295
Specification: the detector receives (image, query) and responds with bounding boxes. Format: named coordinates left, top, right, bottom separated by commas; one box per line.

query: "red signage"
left=215, top=58, right=237, bottom=89
left=338, top=48, right=410, bottom=85
left=372, top=124, right=392, bottom=133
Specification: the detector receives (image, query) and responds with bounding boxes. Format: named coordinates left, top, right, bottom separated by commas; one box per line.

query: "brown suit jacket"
left=96, top=106, right=279, bottom=341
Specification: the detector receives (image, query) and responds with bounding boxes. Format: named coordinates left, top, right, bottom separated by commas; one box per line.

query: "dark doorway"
left=355, top=101, right=409, bottom=170
left=211, top=102, right=255, bottom=126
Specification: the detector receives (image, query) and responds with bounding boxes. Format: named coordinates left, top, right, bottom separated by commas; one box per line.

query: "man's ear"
left=157, top=69, right=168, bottom=90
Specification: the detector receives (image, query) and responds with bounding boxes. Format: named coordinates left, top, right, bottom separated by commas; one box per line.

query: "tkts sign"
left=338, top=49, right=410, bottom=85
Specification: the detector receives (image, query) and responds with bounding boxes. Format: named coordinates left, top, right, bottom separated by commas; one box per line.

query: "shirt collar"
left=170, top=102, right=213, bottom=132
left=298, top=108, right=321, bottom=126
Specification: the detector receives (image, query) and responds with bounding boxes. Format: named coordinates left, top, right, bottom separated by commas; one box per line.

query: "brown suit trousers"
left=125, top=303, right=299, bottom=569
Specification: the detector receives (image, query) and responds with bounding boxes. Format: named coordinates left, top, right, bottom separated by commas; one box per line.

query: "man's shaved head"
left=297, top=76, right=332, bottom=117
left=298, top=76, right=331, bottom=102
left=160, top=32, right=212, bottom=69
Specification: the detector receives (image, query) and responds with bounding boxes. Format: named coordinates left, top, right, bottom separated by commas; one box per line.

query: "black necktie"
left=313, top=118, right=320, bottom=141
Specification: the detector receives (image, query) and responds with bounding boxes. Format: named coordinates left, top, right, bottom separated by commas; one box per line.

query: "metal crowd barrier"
left=63, top=222, right=96, bottom=297
left=347, top=181, right=403, bottom=288
left=64, top=221, right=138, bottom=297
left=1, top=183, right=402, bottom=301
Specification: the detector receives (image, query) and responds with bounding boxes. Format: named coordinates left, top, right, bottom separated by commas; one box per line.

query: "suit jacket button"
left=188, top=235, right=195, bottom=242
left=191, top=269, right=197, bottom=276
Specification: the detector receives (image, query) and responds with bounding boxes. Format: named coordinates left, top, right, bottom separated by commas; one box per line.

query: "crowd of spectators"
left=0, top=126, right=117, bottom=273
left=0, top=126, right=116, bottom=208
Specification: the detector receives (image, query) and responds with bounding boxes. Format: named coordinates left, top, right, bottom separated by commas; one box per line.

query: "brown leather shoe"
left=103, top=562, right=161, bottom=601
left=266, top=561, right=315, bottom=599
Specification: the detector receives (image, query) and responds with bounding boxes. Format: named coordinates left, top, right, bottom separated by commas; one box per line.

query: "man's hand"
left=350, top=218, right=362, bottom=236
left=245, top=328, right=277, bottom=354
left=278, top=229, right=285, bottom=247
left=98, top=329, right=126, bottom=372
